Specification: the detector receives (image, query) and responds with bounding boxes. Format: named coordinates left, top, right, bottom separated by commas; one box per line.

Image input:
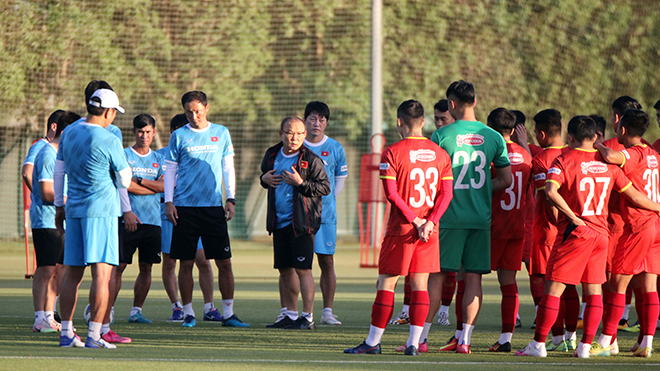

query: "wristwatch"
left=136, top=177, right=143, bottom=185
left=226, top=198, right=236, bottom=205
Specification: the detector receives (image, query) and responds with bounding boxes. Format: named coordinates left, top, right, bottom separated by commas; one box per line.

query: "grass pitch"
left=0, top=239, right=658, bottom=370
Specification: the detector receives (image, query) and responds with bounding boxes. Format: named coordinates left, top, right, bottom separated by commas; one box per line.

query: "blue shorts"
left=63, top=217, right=119, bottom=266
left=314, top=223, right=337, bottom=255
left=161, top=219, right=203, bottom=255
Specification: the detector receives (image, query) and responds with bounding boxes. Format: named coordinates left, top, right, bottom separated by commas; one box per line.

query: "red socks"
left=602, top=292, right=625, bottom=336
left=580, top=294, right=603, bottom=344
left=500, top=283, right=518, bottom=333
left=409, top=290, right=430, bottom=327
left=442, top=273, right=457, bottom=306
left=371, top=290, right=395, bottom=329
left=563, top=285, right=580, bottom=332
left=551, top=296, right=566, bottom=337
left=530, top=276, right=544, bottom=306
left=642, top=292, right=659, bottom=336
left=534, top=294, right=561, bottom=342
left=455, top=280, right=465, bottom=331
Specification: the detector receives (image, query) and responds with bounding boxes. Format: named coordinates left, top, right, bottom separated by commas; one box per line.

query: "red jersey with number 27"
left=491, top=142, right=533, bottom=239
left=379, top=137, right=453, bottom=236
left=546, top=148, right=632, bottom=234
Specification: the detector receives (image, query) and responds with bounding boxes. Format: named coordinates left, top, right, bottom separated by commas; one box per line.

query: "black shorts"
left=273, top=224, right=314, bottom=270
left=119, top=224, right=162, bottom=265
left=171, top=206, right=231, bottom=261
left=32, top=228, right=64, bottom=267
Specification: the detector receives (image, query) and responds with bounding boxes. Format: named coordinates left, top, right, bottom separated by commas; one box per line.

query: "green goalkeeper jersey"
left=431, top=120, right=510, bottom=229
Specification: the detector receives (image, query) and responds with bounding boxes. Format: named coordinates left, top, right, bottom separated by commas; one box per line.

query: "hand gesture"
left=123, top=211, right=142, bottom=232
left=262, top=170, right=282, bottom=188
left=514, top=123, right=528, bottom=145
left=166, top=202, right=178, bottom=226
left=418, top=220, right=435, bottom=242
left=282, top=165, right=303, bottom=186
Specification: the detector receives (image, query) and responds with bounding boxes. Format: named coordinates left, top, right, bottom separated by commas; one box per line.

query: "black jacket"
left=260, top=142, right=330, bottom=236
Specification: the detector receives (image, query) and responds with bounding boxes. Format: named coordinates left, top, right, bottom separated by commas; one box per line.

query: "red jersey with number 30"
left=619, top=144, right=660, bottom=233
left=491, top=142, right=533, bottom=239
left=546, top=148, right=632, bottom=234
left=379, top=137, right=453, bottom=236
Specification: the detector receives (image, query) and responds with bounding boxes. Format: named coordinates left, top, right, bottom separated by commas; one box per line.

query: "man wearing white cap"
left=54, top=88, right=137, bottom=349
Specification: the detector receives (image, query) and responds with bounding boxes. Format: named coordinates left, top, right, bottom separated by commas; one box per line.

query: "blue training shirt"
left=56, top=122, right=129, bottom=218
left=166, top=123, right=234, bottom=207
left=273, top=149, right=299, bottom=229
left=124, top=147, right=164, bottom=226
left=304, top=135, right=348, bottom=224
left=30, top=144, right=67, bottom=229
left=23, top=138, right=49, bottom=166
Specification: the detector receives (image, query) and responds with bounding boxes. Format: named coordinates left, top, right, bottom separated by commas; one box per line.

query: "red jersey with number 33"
left=546, top=148, right=632, bottom=234
left=491, top=142, right=533, bottom=239
left=379, top=137, right=453, bottom=236
left=619, top=144, right=660, bottom=233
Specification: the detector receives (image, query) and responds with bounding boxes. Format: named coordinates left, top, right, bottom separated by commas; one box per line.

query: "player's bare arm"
left=39, top=181, right=54, bottom=203
left=594, top=143, right=624, bottom=165
left=492, top=165, right=513, bottom=192
left=545, top=181, right=586, bottom=226
left=21, top=164, right=34, bottom=192
left=165, top=202, right=178, bottom=226
left=621, top=185, right=660, bottom=213
left=261, top=169, right=282, bottom=188
left=127, top=180, right=157, bottom=195
left=514, top=124, right=532, bottom=155
left=55, top=206, right=65, bottom=234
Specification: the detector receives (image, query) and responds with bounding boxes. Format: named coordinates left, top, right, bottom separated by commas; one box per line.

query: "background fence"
left=1, top=0, right=660, bottom=239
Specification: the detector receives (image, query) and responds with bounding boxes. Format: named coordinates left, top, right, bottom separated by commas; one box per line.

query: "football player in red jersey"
left=594, top=109, right=660, bottom=357
left=344, top=100, right=453, bottom=356
left=515, top=116, right=660, bottom=358
left=486, top=109, right=532, bottom=352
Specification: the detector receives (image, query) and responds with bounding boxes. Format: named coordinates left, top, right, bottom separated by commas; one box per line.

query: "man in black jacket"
left=260, top=116, right=330, bottom=329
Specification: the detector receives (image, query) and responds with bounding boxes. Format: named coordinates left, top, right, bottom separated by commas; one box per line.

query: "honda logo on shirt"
left=211, top=137, right=218, bottom=142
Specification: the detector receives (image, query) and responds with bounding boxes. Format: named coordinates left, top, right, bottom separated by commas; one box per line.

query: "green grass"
left=0, top=239, right=657, bottom=370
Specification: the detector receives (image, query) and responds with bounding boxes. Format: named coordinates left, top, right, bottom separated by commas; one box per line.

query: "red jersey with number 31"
left=546, top=148, right=632, bottom=234
left=379, top=137, right=453, bottom=236
left=491, top=142, right=533, bottom=239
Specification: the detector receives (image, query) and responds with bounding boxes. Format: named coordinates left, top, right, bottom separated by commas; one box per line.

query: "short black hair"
left=55, top=111, right=81, bottom=138
left=397, top=100, right=424, bottom=128
left=446, top=80, right=475, bottom=104
left=611, top=96, right=642, bottom=117
left=487, top=108, right=516, bottom=136
left=85, top=80, right=114, bottom=116
left=181, top=91, right=207, bottom=107
left=654, top=100, right=660, bottom=110
left=170, top=113, right=188, bottom=133
left=133, top=113, right=156, bottom=129
left=304, top=101, right=330, bottom=121
left=534, top=109, right=562, bottom=137
left=47, top=109, right=65, bottom=134
left=619, top=109, right=650, bottom=138
left=511, top=110, right=526, bottom=125
left=567, top=115, right=597, bottom=142
left=280, top=116, right=304, bottom=131
left=433, top=99, right=449, bottom=112
left=589, top=114, right=607, bottom=135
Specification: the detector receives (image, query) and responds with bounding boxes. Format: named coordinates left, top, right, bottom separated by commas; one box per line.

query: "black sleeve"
left=297, top=155, right=331, bottom=197
left=259, top=149, right=270, bottom=189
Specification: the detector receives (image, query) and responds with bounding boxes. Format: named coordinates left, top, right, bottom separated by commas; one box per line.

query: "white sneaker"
left=85, top=337, right=117, bottom=349
left=514, top=342, right=547, bottom=357
left=33, top=318, right=57, bottom=333
left=389, top=311, right=409, bottom=325
left=320, top=313, right=342, bottom=325
left=574, top=342, right=590, bottom=358
left=610, top=339, right=619, bottom=355
left=437, top=311, right=451, bottom=326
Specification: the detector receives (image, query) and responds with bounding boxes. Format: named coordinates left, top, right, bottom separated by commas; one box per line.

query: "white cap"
left=89, top=89, right=125, bottom=114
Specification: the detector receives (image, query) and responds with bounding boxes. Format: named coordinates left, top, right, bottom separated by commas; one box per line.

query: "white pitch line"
left=1, top=356, right=659, bottom=366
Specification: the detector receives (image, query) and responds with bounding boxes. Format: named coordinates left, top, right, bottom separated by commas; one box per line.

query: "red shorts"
left=378, top=232, right=440, bottom=276
left=545, top=224, right=608, bottom=285
left=606, top=229, right=624, bottom=272
left=611, top=219, right=660, bottom=275
left=491, top=238, right=524, bottom=271
left=530, top=242, right=553, bottom=276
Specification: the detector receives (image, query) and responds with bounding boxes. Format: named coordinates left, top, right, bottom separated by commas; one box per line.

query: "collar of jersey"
left=186, top=122, right=212, bottom=133
left=404, top=136, right=427, bottom=139
left=546, top=145, right=568, bottom=149
left=575, top=148, right=597, bottom=152
left=304, top=135, right=328, bottom=147
left=130, top=147, right=153, bottom=157
left=48, top=142, right=57, bottom=151
left=79, top=121, right=102, bottom=128
left=632, top=143, right=647, bottom=148
left=279, top=147, right=299, bottom=158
